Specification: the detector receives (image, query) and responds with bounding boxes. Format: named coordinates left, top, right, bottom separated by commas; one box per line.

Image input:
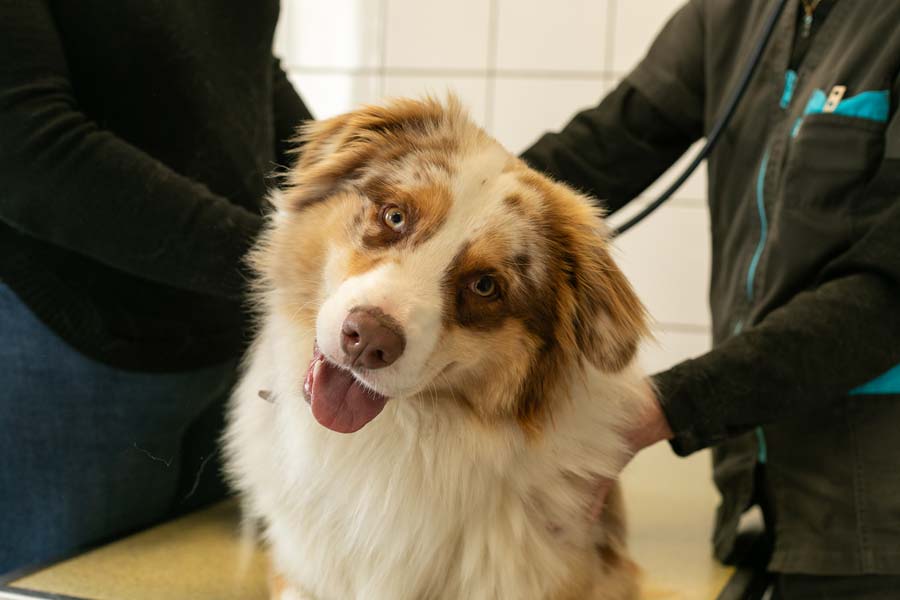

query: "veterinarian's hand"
left=589, top=380, right=673, bottom=520
left=625, top=379, right=675, bottom=454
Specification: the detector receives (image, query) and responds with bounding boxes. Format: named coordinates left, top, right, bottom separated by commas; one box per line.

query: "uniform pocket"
left=783, top=113, right=886, bottom=210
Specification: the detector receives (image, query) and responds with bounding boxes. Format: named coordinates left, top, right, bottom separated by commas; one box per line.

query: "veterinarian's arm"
left=272, top=58, right=314, bottom=170
left=654, top=155, right=900, bottom=455
left=0, top=0, right=262, bottom=299
left=521, top=1, right=704, bottom=215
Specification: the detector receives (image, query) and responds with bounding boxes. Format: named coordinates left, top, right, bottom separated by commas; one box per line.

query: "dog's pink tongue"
left=309, top=359, right=388, bottom=433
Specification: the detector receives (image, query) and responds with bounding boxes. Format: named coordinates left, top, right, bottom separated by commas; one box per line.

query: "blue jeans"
left=0, top=283, right=237, bottom=574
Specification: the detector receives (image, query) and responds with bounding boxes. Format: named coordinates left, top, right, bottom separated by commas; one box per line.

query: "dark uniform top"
left=0, top=0, right=312, bottom=371
left=524, top=0, right=900, bottom=576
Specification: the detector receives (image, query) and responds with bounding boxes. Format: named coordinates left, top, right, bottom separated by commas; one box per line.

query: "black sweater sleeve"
left=655, top=164, right=900, bottom=455
left=520, top=1, right=706, bottom=214
left=0, top=0, right=262, bottom=300
left=521, top=82, right=701, bottom=215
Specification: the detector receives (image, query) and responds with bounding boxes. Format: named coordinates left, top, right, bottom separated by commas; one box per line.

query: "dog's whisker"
left=284, top=297, right=320, bottom=321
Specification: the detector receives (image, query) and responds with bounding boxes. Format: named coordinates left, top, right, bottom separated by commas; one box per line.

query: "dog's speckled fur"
left=224, top=97, right=649, bottom=600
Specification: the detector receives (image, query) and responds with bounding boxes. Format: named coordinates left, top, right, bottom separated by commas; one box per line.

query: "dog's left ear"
left=572, top=238, right=648, bottom=372
left=552, top=195, right=648, bottom=373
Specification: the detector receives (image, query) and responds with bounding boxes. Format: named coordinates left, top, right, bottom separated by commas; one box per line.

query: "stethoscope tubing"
left=611, top=0, right=790, bottom=238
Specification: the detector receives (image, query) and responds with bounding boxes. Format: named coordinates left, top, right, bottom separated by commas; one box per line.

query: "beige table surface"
left=3, top=445, right=730, bottom=600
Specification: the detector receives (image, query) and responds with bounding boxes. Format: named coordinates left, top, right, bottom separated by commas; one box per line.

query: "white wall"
left=274, top=0, right=712, bottom=375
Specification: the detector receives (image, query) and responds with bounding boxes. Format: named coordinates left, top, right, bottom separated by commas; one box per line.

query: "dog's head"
left=255, top=97, right=646, bottom=435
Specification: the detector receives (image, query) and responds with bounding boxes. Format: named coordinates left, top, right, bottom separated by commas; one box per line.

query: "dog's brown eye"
left=382, top=206, right=406, bottom=231
left=470, top=275, right=497, bottom=298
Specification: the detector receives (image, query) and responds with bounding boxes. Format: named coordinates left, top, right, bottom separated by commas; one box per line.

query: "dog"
left=224, top=96, right=650, bottom=600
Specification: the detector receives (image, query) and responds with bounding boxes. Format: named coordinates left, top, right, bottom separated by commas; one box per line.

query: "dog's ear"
left=273, top=112, right=357, bottom=212
left=571, top=235, right=648, bottom=372
left=541, top=183, right=648, bottom=373
left=275, top=98, right=451, bottom=212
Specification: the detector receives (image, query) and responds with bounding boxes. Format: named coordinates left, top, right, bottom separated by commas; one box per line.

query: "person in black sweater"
left=0, top=1, right=312, bottom=572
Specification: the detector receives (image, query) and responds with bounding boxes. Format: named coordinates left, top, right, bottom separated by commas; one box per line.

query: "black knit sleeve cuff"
left=652, top=360, right=730, bottom=456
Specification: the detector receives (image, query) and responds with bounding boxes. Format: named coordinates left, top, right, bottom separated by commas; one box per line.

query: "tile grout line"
left=288, top=65, right=628, bottom=81
left=652, top=322, right=712, bottom=334
left=376, top=0, right=389, bottom=99
left=604, top=0, right=618, bottom=75
left=273, top=0, right=287, bottom=62
left=484, top=0, right=500, bottom=131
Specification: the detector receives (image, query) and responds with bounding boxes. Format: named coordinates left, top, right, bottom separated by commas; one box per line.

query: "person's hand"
left=589, top=379, right=674, bottom=520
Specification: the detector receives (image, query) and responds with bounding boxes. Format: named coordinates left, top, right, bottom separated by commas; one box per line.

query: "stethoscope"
left=611, top=0, right=789, bottom=238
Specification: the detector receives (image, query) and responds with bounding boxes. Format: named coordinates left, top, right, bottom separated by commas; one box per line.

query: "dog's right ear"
left=273, top=113, right=357, bottom=212
left=275, top=98, right=450, bottom=213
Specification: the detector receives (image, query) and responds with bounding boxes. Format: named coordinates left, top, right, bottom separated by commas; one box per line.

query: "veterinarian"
left=524, top=1, right=900, bottom=597
left=0, top=2, right=312, bottom=572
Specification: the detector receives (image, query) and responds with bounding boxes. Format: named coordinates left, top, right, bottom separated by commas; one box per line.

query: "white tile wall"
left=495, top=0, right=610, bottom=73
left=640, top=327, right=712, bottom=374
left=276, top=0, right=711, bottom=370
left=611, top=0, right=688, bottom=73
left=383, top=76, right=489, bottom=126
left=613, top=204, right=711, bottom=328
left=279, top=0, right=384, bottom=69
left=384, top=0, right=492, bottom=70
left=286, top=72, right=379, bottom=119
left=492, top=77, right=609, bottom=154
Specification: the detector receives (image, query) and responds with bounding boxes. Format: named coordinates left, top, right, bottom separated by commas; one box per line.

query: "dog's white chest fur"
left=225, top=318, right=640, bottom=600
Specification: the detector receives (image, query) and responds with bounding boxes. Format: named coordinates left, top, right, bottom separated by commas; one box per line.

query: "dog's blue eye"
left=383, top=206, right=406, bottom=231
left=470, top=275, right=497, bottom=297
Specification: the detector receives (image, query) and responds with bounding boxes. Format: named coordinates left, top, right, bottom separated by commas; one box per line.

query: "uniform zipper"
left=746, top=150, right=770, bottom=300
left=741, top=70, right=799, bottom=465
left=747, top=149, right=771, bottom=465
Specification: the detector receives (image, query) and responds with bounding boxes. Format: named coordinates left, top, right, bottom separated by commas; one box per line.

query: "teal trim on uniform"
left=791, top=89, right=826, bottom=136
left=794, top=88, right=890, bottom=137
left=850, top=363, right=900, bottom=395
left=833, top=90, right=890, bottom=121
left=803, top=88, right=890, bottom=121
left=732, top=322, right=768, bottom=461
left=802, top=88, right=828, bottom=115
left=746, top=150, right=770, bottom=299
left=755, top=427, right=768, bottom=463
left=745, top=150, right=770, bottom=465
left=780, top=69, right=798, bottom=109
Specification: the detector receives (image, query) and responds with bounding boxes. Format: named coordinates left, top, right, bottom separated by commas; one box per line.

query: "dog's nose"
left=340, top=307, right=406, bottom=370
